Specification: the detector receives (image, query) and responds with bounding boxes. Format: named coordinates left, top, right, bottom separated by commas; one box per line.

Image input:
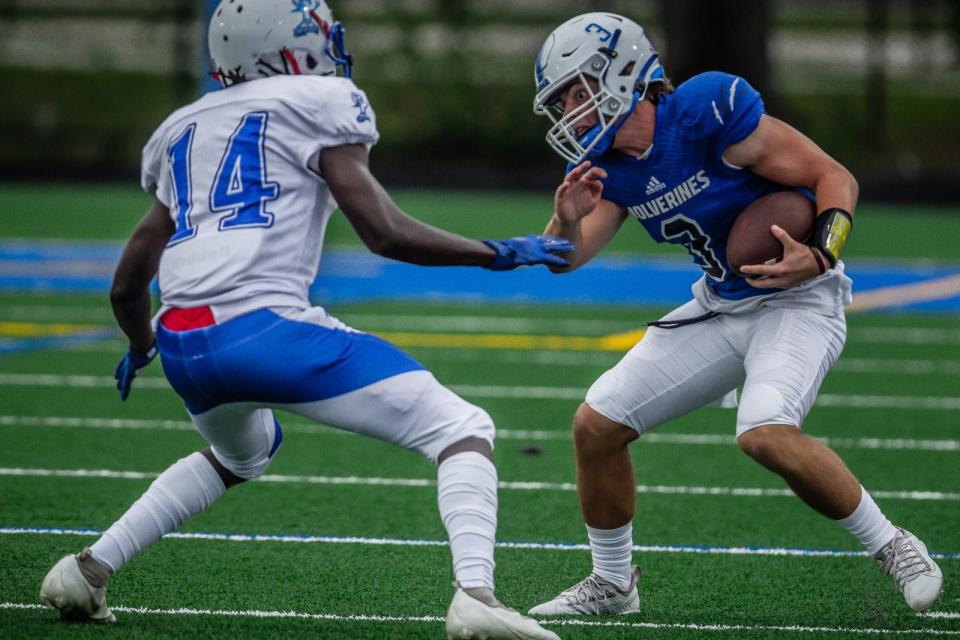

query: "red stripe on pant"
left=160, top=307, right=216, bottom=332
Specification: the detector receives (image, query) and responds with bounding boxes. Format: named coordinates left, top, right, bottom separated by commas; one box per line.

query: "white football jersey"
left=141, top=74, right=378, bottom=323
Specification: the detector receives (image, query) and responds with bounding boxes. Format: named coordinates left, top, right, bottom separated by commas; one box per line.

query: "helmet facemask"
left=324, top=20, right=352, bottom=77
left=535, top=55, right=635, bottom=165
left=532, top=13, right=664, bottom=164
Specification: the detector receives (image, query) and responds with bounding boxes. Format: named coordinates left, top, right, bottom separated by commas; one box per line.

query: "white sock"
left=587, top=522, right=634, bottom=592
left=89, top=452, right=226, bottom=572
left=437, top=451, right=498, bottom=590
left=836, top=486, right=897, bottom=555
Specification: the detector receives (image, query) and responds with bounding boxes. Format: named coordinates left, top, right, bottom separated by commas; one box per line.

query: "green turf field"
left=1, top=186, right=958, bottom=638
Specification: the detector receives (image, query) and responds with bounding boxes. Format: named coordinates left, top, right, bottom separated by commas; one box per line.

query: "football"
left=726, top=190, right=817, bottom=275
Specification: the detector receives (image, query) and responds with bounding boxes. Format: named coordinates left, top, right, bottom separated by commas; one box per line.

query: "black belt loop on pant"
left=646, top=311, right=721, bottom=329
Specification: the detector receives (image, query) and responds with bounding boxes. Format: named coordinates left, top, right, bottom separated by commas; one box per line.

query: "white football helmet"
left=533, top=13, right=664, bottom=164
left=208, top=0, right=352, bottom=87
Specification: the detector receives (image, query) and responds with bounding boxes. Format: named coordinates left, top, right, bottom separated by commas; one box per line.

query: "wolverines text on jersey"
left=586, top=71, right=851, bottom=314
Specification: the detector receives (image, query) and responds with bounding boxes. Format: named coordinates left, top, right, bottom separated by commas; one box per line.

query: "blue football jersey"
left=586, top=71, right=799, bottom=301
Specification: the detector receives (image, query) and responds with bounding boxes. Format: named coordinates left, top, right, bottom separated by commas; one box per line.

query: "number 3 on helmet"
left=208, top=0, right=352, bottom=87
left=533, top=12, right=665, bottom=164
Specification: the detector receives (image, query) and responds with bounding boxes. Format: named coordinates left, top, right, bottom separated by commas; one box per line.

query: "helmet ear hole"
left=306, top=54, right=318, bottom=70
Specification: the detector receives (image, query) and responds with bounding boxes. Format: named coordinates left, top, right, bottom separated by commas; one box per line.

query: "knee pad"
left=210, top=418, right=283, bottom=480
left=736, top=383, right=797, bottom=436
left=423, top=402, right=496, bottom=464
left=466, top=405, right=496, bottom=444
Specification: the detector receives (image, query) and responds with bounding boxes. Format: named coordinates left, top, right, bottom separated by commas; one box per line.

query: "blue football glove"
left=114, top=343, right=157, bottom=401
left=482, top=234, right=574, bottom=271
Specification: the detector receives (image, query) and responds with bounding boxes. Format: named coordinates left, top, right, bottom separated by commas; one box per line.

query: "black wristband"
left=809, top=247, right=827, bottom=275
left=813, top=208, right=853, bottom=268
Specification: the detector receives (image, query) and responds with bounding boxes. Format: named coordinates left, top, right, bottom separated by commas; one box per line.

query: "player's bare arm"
left=320, top=143, right=571, bottom=270
left=724, top=115, right=859, bottom=288
left=545, top=161, right=627, bottom=272
left=110, top=196, right=174, bottom=352
left=320, top=144, right=493, bottom=265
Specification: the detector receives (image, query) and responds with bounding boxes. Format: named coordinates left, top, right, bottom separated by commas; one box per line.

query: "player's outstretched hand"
left=740, top=224, right=824, bottom=289
left=483, top=234, right=574, bottom=271
left=114, top=343, right=157, bottom=401
left=555, top=161, right=608, bottom=224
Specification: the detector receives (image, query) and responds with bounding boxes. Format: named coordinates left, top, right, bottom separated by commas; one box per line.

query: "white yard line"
left=834, top=358, right=960, bottom=375
left=36, top=337, right=960, bottom=376
left=5, top=415, right=960, bottom=452
left=456, top=386, right=960, bottom=410
left=814, top=394, right=960, bottom=410
left=0, top=372, right=170, bottom=388
left=0, top=415, right=198, bottom=432
left=503, top=429, right=960, bottom=452
left=3, top=526, right=959, bottom=561
left=3, top=372, right=960, bottom=409
left=849, top=327, right=960, bottom=345
left=4, top=601, right=958, bottom=635
left=2, top=467, right=958, bottom=502
left=451, top=384, right=587, bottom=400
left=44, top=341, right=960, bottom=375
left=419, top=354, right=960, bottom=376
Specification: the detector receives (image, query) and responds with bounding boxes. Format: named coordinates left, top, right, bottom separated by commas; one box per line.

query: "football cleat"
left=39, top=549, right=116, bottom=623
left=873, top=529, right=943, bottom=612
left=446, top=584, right=560, bottom=640
left=528, top=566, right=640, bottom=616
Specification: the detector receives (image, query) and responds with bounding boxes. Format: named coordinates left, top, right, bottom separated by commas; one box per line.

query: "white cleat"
left=39, top=549, right=116, bottom=623
left=446, top=585, right=560, bottom=640
left=874, top=529, right=943, bottom=612
left=528, top=566, right=640, bottom=616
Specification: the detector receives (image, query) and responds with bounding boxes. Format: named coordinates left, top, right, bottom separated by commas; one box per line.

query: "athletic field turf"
left=1, top=185, right=958, bottom=638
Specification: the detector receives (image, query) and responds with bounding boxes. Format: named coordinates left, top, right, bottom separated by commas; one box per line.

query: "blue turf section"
left=2, top=241, right=959, bottom=312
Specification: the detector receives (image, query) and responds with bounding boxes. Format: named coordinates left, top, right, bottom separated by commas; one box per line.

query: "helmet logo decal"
left=351, top=92, right=370, bottom=123
left=535, top=46, right=548, bottom=90
left=291, top=0, right=324, bottom=38
left=584, top=23, right=613, bottom=43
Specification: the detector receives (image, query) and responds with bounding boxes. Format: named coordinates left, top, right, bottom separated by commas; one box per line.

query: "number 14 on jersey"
left=167, top=112, right=280, bottom=246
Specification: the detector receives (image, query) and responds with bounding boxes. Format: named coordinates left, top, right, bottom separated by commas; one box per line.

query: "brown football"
left=726, top=191, right=817, bottom=275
